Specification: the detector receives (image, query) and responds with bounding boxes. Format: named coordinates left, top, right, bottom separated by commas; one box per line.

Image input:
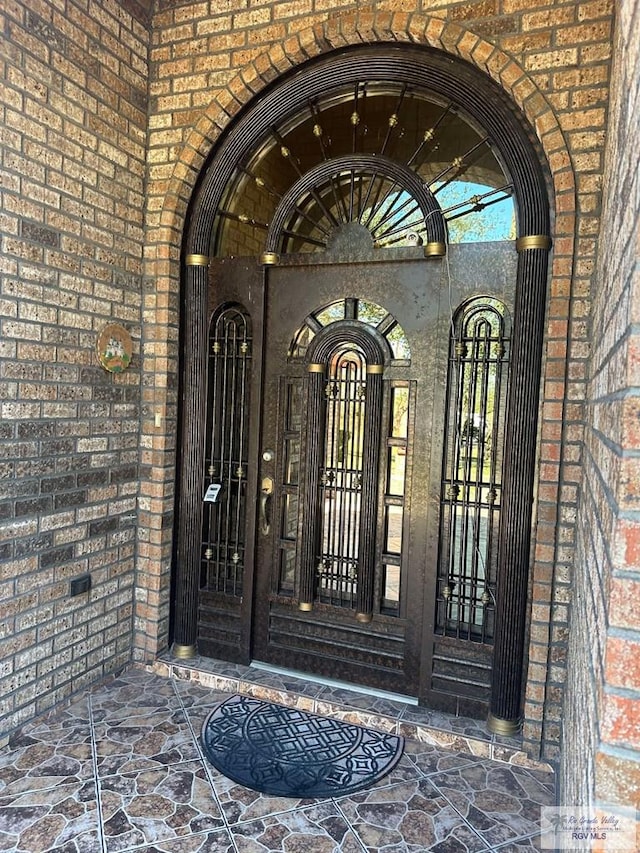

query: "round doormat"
left=201, top=694, right=404, bottom=798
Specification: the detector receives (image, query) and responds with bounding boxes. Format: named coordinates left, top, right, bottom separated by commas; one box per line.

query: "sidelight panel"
left=202, top=305, right=252, bottom=597
left=436, top=298, right=510, bottom=643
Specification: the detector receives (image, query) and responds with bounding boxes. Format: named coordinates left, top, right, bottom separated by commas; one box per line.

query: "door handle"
left=260, top=476, right=274, bottom=535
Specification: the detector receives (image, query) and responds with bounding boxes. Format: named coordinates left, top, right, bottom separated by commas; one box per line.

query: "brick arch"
left=141, top=10, right=576, bottom=757
left=159, top=10, right=576, bottom=249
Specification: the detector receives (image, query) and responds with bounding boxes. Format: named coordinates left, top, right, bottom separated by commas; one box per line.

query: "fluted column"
left=297, top=363, right=325, bottom=611
left=488, top=236, right=551, bottom=735
left=356, top=364, right=384, bottom=622
left=172, top=255, right=209, bottom=658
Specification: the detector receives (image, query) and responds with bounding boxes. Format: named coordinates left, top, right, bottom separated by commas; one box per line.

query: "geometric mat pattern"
left=201, top=693, right=405, bottom=798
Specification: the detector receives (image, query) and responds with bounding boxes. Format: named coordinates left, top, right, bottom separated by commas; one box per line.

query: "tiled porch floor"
left=0, top=660, right=556, bottom=852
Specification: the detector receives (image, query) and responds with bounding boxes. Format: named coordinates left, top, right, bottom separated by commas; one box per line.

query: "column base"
left=355, top=612, right=372, bottom=623
left=173, top=643, right=198, bottom=660
left=487, top=712, right=521, bottom=737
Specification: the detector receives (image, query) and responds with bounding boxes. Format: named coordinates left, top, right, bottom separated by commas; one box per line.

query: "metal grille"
left=202, top=306, right=252, bottom=596
left=316, top=345, right=366, bottom=606
left=436, top=298, right=510, bottom=642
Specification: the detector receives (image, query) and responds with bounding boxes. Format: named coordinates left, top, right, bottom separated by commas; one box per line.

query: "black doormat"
left=201, top=694, right=404, bottom=798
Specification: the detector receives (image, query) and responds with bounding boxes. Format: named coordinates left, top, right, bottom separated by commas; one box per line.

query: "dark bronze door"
left=253, top=256, right=441, bottom=696
left=200, top=244, right=517, bottom=706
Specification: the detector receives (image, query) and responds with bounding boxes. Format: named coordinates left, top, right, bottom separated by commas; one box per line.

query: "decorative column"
left=172, top=254, right=209, bottom=659
left=355, top=364, right=384, bottom=623
left=488, top=235, right=551, bottom=735
left=297, top=362, right=325, bottom=611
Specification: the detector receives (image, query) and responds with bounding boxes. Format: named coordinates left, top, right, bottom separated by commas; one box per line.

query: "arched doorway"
left=173, top=45, right=552, bottom=734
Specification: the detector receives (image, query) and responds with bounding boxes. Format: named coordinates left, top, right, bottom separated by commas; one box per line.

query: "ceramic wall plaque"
left=96, top=323, right=132, bottom=373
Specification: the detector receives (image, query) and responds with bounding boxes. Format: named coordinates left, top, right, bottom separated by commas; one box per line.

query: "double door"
left=198, top=246, right=515, bottom=707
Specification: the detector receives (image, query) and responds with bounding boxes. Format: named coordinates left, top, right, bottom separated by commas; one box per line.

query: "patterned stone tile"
left=0, top=726, right=94, bottom=796
left=429, top=761, right=554, bottom=849
left=240, top=666, right=328, bottom=700
left=94, top=708, right=200, bottom=778
left=0, top=779, right=99, bottom=852
left=230, top=800, right=365, bottom=852
left=493, top=835, right=543, bottom=851
left=313, top=702, right=398, bottom=736
left=317, top=685, right=410, bottom=720
left=336, top=777, right=489, bottom=852
left=401, top=706, right=492, bottom=743
left=403, top=739, right=483, bottom=778
left=492, top=746, right=554, bottom=774
left=19, top=697, right=92, bottom=735
left=398, top=723, right=492, bottom=761
left=208, top=770, right=320, bottom=826
left=91, top=671, right=182, bottom=725
left=164, top=656, right=252, bottom=681
left=126, top=828, right=236, bottom=852
left=99, top=759, right=225, bottom=852
left=237, top=682, right=317, bottom=714
left=173, top=682, right=229, bottom=734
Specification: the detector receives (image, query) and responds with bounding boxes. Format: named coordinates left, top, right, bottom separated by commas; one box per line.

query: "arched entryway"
left=172, top=44, right=551, bottom=735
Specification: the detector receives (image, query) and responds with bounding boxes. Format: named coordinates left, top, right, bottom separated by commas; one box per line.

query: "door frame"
left=174, top=43, right=552, bottom=731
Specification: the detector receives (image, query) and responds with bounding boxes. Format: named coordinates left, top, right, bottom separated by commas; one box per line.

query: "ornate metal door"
left=180, top=44, right=551, bottom=727
left=252, top=257, right=438, bottom=696
left=198, top=242, right=519, bottom=712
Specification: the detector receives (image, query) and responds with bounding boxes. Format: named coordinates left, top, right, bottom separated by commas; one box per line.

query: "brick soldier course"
left=0, top=0, right=637, bottom=821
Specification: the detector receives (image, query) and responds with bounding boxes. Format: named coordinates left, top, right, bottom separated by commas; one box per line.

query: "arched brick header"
left=157, top=11, right=576, bottom=246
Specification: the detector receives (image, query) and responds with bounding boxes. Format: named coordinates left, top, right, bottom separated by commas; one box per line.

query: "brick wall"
left=0, top=0, right=624, bottom=776
left=141, top=0, right=614, bottom=763
left=564, top=0, right=640, bottom=812
left=0, top=0, right=149, bottom=742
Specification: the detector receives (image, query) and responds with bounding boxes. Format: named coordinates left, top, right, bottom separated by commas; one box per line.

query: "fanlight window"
left=290, top=298, right=411, bottom=362
left=213, top=82, right=515, bottom=258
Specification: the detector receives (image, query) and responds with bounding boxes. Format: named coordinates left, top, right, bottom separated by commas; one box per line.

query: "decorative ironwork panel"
left=202, top=305, right=252, bottom=596
left=436, top=298, right=510, bottom=642
left=317, top=345, right=367, bottom=607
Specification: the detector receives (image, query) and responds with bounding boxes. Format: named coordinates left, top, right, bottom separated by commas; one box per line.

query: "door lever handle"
left=260, top=477, right=274, bottom=535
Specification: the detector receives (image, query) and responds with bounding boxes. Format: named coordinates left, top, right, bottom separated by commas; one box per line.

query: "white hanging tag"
left=204, top=483, right=222, bottom=503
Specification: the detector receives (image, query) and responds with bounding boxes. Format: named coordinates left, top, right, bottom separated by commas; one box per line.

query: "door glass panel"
left=276, top=378, right=303, bottom=596
left=387, top=447, right=406, bottom=497
left=279, top=547, right=296, bottom=592
left=385, top=505, right=403, bottom=555
left=382, top=562, right=400, bottom=611
left=286, top=381, right=302, bottom=430
left=316, top=301, right=345, bottom=326
left=284, top=438, right=300, bottom=485
left=390, top=386, right=409, bottom=437
left=290, top=324, right=315, bottom=359
left=357, top=300, right=387, bottom=326
left=281, top=493, right=298, bottom=539
left=387, top=325, right=411, bottom=360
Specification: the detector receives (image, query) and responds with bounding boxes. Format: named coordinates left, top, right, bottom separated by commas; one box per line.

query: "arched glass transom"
left=213, top=81, right=516, bottom=258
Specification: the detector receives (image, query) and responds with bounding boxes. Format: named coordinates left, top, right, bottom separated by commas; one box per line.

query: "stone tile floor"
left=0, top=663, right=556, bottom=852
